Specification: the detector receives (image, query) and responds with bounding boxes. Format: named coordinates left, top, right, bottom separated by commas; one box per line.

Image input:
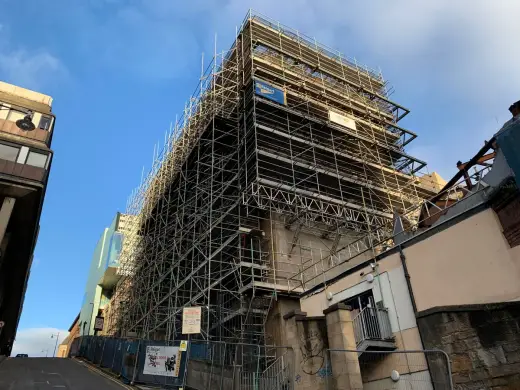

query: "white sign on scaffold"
left=182, top=307, right=202, bottom=334
left=328, top=110, right=357, bottom=131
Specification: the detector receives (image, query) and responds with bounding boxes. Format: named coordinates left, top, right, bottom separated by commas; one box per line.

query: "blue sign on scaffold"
left=254, top=79, right=286, bottom=105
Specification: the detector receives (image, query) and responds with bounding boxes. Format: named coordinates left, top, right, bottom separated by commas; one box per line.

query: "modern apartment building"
left=78, top=212, right=131, bottom=338
left=0, top=81, right=56, bottom=356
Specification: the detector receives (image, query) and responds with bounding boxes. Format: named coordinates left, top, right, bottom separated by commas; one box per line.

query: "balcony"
left=353, top=307, right=396, bottom=354
left=0, top=158, right=47, bottom=183
left=0, top=119, right=51, bottom=146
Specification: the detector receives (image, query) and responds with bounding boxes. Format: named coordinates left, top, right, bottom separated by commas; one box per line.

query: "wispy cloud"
left=33, top=257, right=41, bottom=268
left=66, top=0, right=204, bottom=80
left=212, top=0, right=519, bottom=175
left=0, top=25, right=67, bottom=91
left=214, top=0, right=520, bottom=113
left=11, top=328, right=69, bottom=357
left=2, top=0, right=517, bottom=175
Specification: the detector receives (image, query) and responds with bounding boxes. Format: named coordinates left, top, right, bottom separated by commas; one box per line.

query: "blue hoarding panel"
left=255, top=80, right=286, bottom=105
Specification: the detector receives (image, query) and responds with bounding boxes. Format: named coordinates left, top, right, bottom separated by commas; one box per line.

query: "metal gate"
left=325, top=349, right=453, bottom=390
left=185, top=342, right=294, bottom=390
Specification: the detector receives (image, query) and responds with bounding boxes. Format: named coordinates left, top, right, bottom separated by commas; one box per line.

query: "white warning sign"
left=328, top=110, right=357, bottom=130
left=182, top=307, right=202, bottom=334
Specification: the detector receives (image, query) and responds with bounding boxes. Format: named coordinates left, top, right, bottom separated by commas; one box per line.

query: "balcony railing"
left=353, top=307, right=393, bottom=346
left=0, top=157, right=47, bottom=183
left=0, top=119, right=51, bottom=146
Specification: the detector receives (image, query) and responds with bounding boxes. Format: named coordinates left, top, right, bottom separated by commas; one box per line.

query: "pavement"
left=0, top=357, right=131, bottom=390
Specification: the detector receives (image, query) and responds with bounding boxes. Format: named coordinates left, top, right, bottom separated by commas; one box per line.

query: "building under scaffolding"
left=107, top=11, right=439, bottom=347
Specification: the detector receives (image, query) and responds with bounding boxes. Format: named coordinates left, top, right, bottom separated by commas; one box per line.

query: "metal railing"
left=353, top=307, right=393, bottom=345
left=241, top=349, right=292, bottom=390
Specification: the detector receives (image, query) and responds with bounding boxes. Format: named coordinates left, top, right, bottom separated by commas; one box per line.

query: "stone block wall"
left=185, top=359, right=239, bottom=389
left=417, top=302, right=520, bottom=389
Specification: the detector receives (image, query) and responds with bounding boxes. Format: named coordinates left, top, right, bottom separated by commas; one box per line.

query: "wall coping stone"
left=323, top=303, right=353, bottom=315
left=416, top=301, right=520, bottom=318
left=283, top=309, right=307, bottom=320
left=296, top=315, right=325, bottom=322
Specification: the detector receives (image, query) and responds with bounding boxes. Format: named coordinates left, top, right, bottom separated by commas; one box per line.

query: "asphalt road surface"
left=0, top=357, right=127, bottom=390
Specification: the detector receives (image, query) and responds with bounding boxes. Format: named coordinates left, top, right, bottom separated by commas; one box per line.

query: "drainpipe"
left=398, top=245, right=417, bottom=314
left=399, top=245, right=441, bottom=383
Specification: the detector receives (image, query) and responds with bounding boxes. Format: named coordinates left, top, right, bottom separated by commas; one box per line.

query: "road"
left=0, top=357, right=128, bottom=390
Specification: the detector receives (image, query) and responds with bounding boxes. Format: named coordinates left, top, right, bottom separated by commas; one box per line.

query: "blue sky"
left=1, top=0, right=518, bottom=355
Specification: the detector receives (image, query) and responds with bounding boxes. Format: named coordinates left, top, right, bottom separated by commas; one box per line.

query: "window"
left=26, top=151, right=47, bottom=168
left=0, top=143, right=19, bottom=162
left=6, top=110, right=25, bottom=122
left=39, top=115, right=52, bottom=131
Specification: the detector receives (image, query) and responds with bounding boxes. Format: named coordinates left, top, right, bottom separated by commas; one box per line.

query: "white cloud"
left=11, top=328, right=69, bottom=358
left=3, top=0, right=516, bottom=174
left=212, top=0, right=520, bottom=110
left=211, top=0, right=519, bottom=176
left=0, top=50, right=63, bottom=88
left=0, top=25, right=67, bottom=91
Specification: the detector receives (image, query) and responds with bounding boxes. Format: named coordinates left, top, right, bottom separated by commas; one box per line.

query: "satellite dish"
left=16, top=115, right=35, bottom=131
left=366, top=274, right=374, bottom=283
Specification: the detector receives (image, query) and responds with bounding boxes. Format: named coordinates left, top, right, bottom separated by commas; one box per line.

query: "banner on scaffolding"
left=328, top=110, right=357, bottom=130
left=254, top=79, right=286, bottom=105
left=143, top=345, right=181, bottom=377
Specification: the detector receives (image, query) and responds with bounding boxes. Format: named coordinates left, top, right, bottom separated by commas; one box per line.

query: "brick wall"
left=417, top=302, right=520, bottom=389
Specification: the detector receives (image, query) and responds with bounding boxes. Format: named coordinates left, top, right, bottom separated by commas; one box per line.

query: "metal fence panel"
left=112, top=338, right=125, bottom=375
left=86, top=337, right=96, bottom=362
left=120, top=340, right=139, bottom=382
left=73, top=336, right=293, bottom=390
left=101, top=338, right=116, bottom=368
left=69, top=337, right=80, bottom=357
left=94, top=337, right=104, bottom=364
left=326, top=349, right=452, bottom=390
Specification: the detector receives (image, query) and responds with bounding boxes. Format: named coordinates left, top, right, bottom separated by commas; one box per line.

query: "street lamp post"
left=41, top=348, right=49, bottom=358
left=50, top=332, right=60, bottom=357
left=88, top=302, right=95, bottom=336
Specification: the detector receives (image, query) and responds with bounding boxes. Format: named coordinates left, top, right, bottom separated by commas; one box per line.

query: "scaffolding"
left=107, top=11, right=438, bottom=347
